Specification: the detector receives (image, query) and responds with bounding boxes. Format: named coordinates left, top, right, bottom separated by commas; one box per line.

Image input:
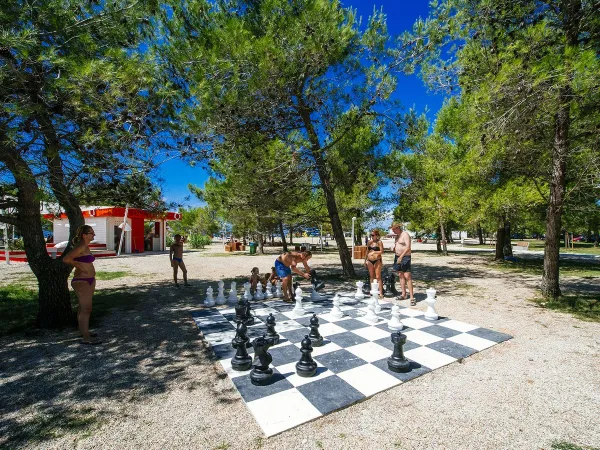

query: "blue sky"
left=158, top=1, right=445, bottom=207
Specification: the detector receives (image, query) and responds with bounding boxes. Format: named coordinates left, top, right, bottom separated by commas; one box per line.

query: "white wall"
left=53, top=218, right=107, bottom=245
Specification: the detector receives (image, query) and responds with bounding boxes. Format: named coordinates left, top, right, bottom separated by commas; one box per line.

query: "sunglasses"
left=370, top=234, right=378, bottom=237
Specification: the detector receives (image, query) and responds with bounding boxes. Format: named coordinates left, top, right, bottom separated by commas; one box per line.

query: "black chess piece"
left=308, top=314, right=323, bottom=347
left=363, top=273, right=371, bottom=294
left=250, top=335, right=275, bottom=385
left=384, top=272, right=399, bottom=298
left=309, top=269, right=325, bottom=291
left=231, top=322, right=252, bottom=371
left=236, top=298, right=255, bottom=326
left=296, top=335, right=317, bottom=377
left=388, top=331, right=411, bottom=373
left=232, top=319, right=252, bottom=349
left=265, top=313, right=280, bottom=345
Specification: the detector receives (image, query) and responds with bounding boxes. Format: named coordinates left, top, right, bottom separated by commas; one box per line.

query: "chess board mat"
left=192, top=294, right=512, bottom=437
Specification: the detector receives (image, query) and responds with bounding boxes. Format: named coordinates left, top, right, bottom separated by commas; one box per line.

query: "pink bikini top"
left=74, top=254, right=95, bottom=263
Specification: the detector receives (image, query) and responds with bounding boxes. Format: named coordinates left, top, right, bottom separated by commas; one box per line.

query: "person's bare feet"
left=410, top=298, right=416, bottom=306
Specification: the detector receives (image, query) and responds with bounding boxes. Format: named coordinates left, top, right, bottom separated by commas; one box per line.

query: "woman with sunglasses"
left=364, top=229, right=384, bottom=298
left=63, top=225, right=100, bottom=345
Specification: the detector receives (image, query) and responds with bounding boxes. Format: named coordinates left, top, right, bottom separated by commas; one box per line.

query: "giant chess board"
left=192, top=294, right=511, bottom=436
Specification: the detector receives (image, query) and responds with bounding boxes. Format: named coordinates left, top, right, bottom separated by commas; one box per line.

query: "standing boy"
left=169, top=234, right=190, bottom=287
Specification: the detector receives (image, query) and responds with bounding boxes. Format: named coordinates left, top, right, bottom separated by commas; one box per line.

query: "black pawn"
left=231, top=323, right=252, bottom=371
left=308, top=314, right=323, bottom=347
left=265, top=313, right=280, bottom=345
left=296, top=335, right=317, bottom=377
left=250, top=335, right=274, bottom=385
left=232, top=320, right=252, bottom=349
left=388, top=331, right=411, bottom=373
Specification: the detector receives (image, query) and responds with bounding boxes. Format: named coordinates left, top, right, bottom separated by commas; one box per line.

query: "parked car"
left=572, top=235, right=584, bottom=242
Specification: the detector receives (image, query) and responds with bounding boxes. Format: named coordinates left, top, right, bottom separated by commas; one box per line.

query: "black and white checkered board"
left=192, top=293, right=511, bottom=436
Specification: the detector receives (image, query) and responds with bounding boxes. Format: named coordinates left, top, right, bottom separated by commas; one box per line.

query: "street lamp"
left=351, top=217, right=356, bottom=258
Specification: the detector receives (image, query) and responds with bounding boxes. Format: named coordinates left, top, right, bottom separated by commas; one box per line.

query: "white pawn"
left=243, top=282, right=252, bottom=301
left=275, top=280, right=283, bottom=298
left=363, top=300, right=379, bottom=324
left=424, top=288, right=439, bottom=320
left=228, top=282, right=238, bottom=304
left=216, top=280, right=227, bottom=305
left=355, top=281, right=365, bottom=300
left=291, top=286, right=306, bottom=317
left=254, top=281, right=265, bottom=300
left=330, top=293, right=344, bottom=319
left=265, top=281, right=274, bottom=299
left=371, top=279, right=381, bottom=314
left=204, top=286, right=215, bottom=307
left=388, top=304, right=403, bottom=331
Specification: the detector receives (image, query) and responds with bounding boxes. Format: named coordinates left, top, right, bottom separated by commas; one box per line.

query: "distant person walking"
left=391, top=222, right=415, bottom=305
left=63, top=225, right=101, bottom=345
left=170, top=234, right=190, bottom=287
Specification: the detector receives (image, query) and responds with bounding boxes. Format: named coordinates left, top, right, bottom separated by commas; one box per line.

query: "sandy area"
left=0, top=243, right=599, bottom=449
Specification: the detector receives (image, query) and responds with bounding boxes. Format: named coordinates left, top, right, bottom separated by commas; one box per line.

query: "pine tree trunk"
left=503, top=221, right=513, bottom=257
left=279, top=221, right=288, bottom=252
left=541, top=87, right=569, bottom=299
left=36, top=260, right=74, bottom=328
left=477, top=224, right=484, bottom=245
left=289, top=226, right=294, bottom=245
left=440, top=223, right=448, bottom=256
left=495, top=227, right=505, bottom=260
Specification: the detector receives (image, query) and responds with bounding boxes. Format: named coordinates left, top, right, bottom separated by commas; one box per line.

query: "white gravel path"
left=0, top=244, right=599, bottom=450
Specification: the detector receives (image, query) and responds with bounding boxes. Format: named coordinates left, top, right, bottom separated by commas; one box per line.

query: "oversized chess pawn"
left=424, top=288, right=438, bottom=320
left=243, top=282, right=252, bottom=301
left=363, top=299, right=379, bottom=324
left=231, top=322, right=252, bottom=371
left=228, top=282, right=238, bottom=305
left=388, top=304, right=403, bottom=331
left=232, top=320, right=252, bottom=349
left=308, top=314, right=323, bottom=346
left=355, top=281, right=365, bottom=300
left=275, top=280, right=283, bottom=298
left=265, top=313, right=279, bottom=345
left=265, top=281, right=274, bottom=299
left=296, top=335, right=317, bottom=377
left=291, top=286, right=306, bottom=317
left=371, top=279, right=381, bottom=314
left=330, top=293, right=344, bottom=319
left=388, top=331, right=411, bottom=373
left=254, top=281, right=265, bottom=300
left=216, top=280, right=227, bottom=305
left=250, top=336, right=274, bottom=385
left=204, top=286, right=215, bottom=307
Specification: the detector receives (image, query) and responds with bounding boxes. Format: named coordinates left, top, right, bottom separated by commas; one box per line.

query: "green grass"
left=0, top=283, right=142, bottom=336
left=487, top=256, right=600, bottom=278
left=94, top=271, right=132, bottom=280
left=517, top=240, right=600, bottom=255
left=551, top=441, right=599, bottom=450
left=533, top=295, right=600, bottom=322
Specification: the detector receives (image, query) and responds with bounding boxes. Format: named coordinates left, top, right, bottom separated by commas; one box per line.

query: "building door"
left=114, top=226, right=125, bottom=253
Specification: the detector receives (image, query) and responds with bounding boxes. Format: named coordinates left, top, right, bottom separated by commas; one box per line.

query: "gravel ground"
left=0, top=243, right=599, bottom=450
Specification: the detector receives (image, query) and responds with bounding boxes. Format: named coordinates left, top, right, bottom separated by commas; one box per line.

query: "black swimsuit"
left=367, top=242, right=381, bottom=265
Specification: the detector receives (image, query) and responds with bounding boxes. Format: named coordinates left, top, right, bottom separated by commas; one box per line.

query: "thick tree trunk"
left=503, top=221, right=513, bottom=257
left=439, top=223, right=448, bottom=256
left=36, top=260, right=74, bottom=328
left=279, top=221, right=288, bottom=252
left=495, top=227, right=505, bottom=260
left=541, top=87, right=570, bottom=299
left=477, top=224, right=484, bottom=245
left=289, top=226, right=294, bottom=245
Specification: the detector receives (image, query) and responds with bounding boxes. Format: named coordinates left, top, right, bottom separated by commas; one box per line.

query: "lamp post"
left=351, top=217, right=356, bottom=259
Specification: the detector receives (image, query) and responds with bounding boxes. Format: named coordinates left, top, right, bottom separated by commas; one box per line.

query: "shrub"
left=8, top=238, right=24, bottom=250
left=189, top=234, right=212, bottom=249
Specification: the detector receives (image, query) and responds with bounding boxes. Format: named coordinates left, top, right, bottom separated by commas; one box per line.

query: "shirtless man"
left=391, top=222, right=415, bottom=305
left=274, top=251, right=312, bottom=302
left=169, top=234, right=190, bottom=287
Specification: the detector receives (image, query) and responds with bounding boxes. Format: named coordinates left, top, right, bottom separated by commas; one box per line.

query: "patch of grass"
left=0, top=284, right=40, bottom=335
left=533, top=295, right=600, bottom=322
left=486, top=256, right=600, bottom=278
left=525, top=240, right=600, bottom=255
left=212, top=443, right=231, bottom=450
left=5, top=407, right=98, bottom=447
left=93, top=271, right=132, bottom=280
left=315, top=441, right=324, bottom=449
left=551, top=441, right=599, bottom=450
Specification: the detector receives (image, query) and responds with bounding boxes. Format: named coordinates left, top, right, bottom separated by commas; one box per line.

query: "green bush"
left=166, top=234, right=174, bottom=247
left=8, top=238, right=24, bottom=250
left=189, top=234, right=212, bottom=249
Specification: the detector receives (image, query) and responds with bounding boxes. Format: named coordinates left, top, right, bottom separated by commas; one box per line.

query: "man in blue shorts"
left=275, top=251, right=312, bottom=302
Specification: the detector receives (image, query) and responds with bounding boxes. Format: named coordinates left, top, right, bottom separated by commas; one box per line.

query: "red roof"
left=43, top=207, right=181, bottom=221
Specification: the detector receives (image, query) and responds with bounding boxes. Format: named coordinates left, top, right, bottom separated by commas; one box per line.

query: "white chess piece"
left=216, top=280, right=227, bottom=305
left=265, top=281, right=274, bottom=298
left=388, top=303, right=403, bottom=330
left=243, top=282, right=252, bottom=301
left=275, top=280, right=283, bottom=298
left=330, top=293, right=344, bottom=319
left=363, top=300, right=379, bottom=324
left=204, top=286, right=215, bottom=307
left=355, top=281, right=365, bottom=300
left=254, top=281, right=265, bottom=300
left=371, top=279, right=381, bottom=314
left=228, top=282, right=238, bottom=304
left=291, top=286, right=306, bottom=317
left=424, top=288, right=438, bottom=320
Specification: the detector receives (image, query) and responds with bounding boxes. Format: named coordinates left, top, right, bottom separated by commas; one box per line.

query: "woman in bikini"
left=364, top=228, right=384, bottom=298
left=63, top=225, right=100, bottom=345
